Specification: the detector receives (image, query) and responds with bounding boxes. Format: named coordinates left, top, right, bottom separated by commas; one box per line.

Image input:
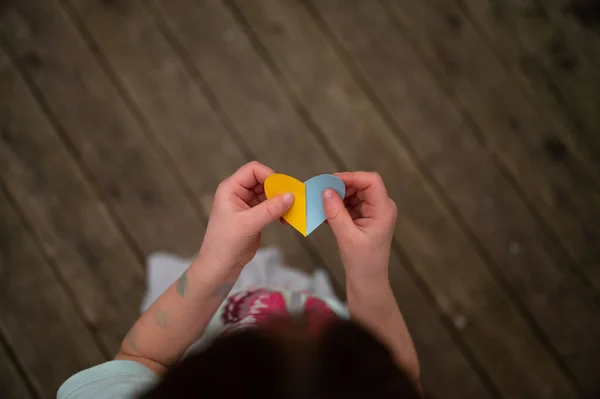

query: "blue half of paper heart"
left=305, top=174, right=346, bottom=235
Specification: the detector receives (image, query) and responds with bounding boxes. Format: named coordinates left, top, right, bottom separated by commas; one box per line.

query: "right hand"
left=197, top=162, right=294, bottom=280
left=322, top=172, right=397, bottom=281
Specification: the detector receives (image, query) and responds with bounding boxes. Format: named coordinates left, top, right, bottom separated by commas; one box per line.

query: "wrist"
left=346, top=275, right=397, bottom=330
left=341, top=245, right=391, bottom=284
left=189, top=254, right=239, bottom=290
left=345, top=260, right=389, bottom=286
left=346, top=269, right=391, bottom=299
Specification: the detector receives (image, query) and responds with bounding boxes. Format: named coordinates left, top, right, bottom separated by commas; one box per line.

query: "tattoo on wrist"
left=177, top=270, right=189, bottom=297
left=212, top=283, right=234, bottom=298
left=153, top=309, right=169, bottom=329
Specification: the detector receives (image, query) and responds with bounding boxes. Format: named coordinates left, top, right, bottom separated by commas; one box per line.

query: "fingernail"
left=283, top=193, right=294, bottom=206
left=323, top=189, right=334, bottom=200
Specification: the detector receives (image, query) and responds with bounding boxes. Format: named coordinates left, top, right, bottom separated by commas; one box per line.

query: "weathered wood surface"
left=458, top=0, right=600, bottom=183
left=543, top=0, right=600, bottom=70
left=387, top=0, right=600, bottom=291
left=63, top=0, right=317, bottom=273
left=145, top=0, right=500, bottom=397
left=1, top=0, right=598, bottom=397
left=0, top=43, right=144, bottom=355
left=0, top=188, right=106, bottom=398
left=383, top=0, right=600, bottom=295
left=228, top=1, right=592, bottom=398
left=353, top=0, right=600, bottom=394
left=144, top=0, right=363, bottom=290
left=1, top=0, right=204, bottom=256
left=0, top=339, right=33, bottom=399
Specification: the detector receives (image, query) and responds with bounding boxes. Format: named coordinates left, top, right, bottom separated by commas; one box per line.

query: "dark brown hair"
left=140, top=318, right=421, bottom=399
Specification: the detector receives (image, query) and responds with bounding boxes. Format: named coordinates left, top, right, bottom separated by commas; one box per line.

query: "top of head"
left=139, top=317, right=421, bottom=399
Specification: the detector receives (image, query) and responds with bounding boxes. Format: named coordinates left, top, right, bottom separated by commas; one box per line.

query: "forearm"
left=115, top=256, right=235, bottom=375
left=346, top=272, right=420, bottom=387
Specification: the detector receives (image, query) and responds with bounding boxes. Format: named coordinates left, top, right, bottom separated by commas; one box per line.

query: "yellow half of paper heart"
left=264, top=174, right=307, bottom=236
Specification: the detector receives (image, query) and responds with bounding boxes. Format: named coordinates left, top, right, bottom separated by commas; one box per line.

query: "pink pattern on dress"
left=221, top=289, right=338, bottom=335
left=221, top=289, right=287, bottom=333
left=305, top=297, right=338, bottom=335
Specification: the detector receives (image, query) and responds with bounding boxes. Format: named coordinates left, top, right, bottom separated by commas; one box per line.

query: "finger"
left=248, top=192, right=267, bottom=208
left=345, top=186, right=359, bottom=199
left=348, top=195, right=361, bottom=207
left=245, top=188, right=269, bottom=209
left=253, top=184, right=265, bottom=195
left=335, top=172, right=388, bottom=206
left=245, top=193, right=295, bottom=231
left=334, top=172, right=358, bottom=199
left=228, top=161, right=274, bottom=205
left=347, top=200, right=361, bottom=217
left=349, top=206, right=362, bottom=221
left=230, top=161, right=274, bottom=188
left=348, top=201, right=376, bottom=220
left=322, top=188, right=355, bottom=240
left=248, top=193, right=261, bottom=208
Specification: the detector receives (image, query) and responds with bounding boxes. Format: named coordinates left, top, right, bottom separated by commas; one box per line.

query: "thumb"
left=246, top=193, right=295, bottom=232
left=322, top=189, right=354, bottom=239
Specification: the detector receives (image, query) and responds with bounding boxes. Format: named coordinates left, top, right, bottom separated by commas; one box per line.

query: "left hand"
left=196, top=162, right=294, bottom=279
left=322, top=172, right=396, bottom=283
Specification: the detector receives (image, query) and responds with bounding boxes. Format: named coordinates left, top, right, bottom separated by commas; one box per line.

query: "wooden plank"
left=583, top=260, right=600, bottom=306
left=383, top=0, right=600, bottom=293
left=459, top=0, right=600, bottom=182
left=146, top=0, right=350, bottom=290
left=0, top=45, right=143, bottom=355
left=379, top=0, right=600, bottom=394
left=386, top=0, right=600, bottom=179
left=546, top=0, right=600, bottom=69
left=226, top=1, right=585, bottom=398
left=0, top=39, right=8, bottom=71
left=147, top=0, right=496, bottom=397
left=0, top=189, right=106, bottom=398
left=0, top=341, right=33, bottom=399
left=560, top=0, right=600, bottom=69
left=62, top=0, right=317, bottom=273
left=0, top=0, right=204, bottom=256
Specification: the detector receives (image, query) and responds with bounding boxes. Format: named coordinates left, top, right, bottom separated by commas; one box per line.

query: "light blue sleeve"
left=57, top=360, right=158, bottom=399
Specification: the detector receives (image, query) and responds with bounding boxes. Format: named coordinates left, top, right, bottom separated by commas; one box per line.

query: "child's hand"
left=197, top=162, right=294, bottom=279
left=322, top=172, right=397, bottom=282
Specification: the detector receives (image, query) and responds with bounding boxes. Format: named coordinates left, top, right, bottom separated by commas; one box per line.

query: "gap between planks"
left=377, top=0, right=600, bottom=298
left=224, top=0, right=596, bottom=396
left=0, top=30, right=148, bottom=272
left=142, top=0, right=496, bottom=396
left=158, top=1, right=580, bottom=398
left=61, top=0, right=329, bottom=281
left=0, top=327, right=38, bottom=399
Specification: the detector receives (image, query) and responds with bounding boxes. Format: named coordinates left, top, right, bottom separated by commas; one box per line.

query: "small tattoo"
left=212, top=283, right=234, bottom=298
left=177, top=270, right=188, bottom=297
left=153, top=309, right=169, bottom=329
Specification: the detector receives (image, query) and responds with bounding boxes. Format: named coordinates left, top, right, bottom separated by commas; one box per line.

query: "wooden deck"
left=1, top=1, right=599, bottom=398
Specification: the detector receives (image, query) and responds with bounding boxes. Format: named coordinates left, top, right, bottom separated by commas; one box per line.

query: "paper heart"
left=264, top=174, right=345, bottom=236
